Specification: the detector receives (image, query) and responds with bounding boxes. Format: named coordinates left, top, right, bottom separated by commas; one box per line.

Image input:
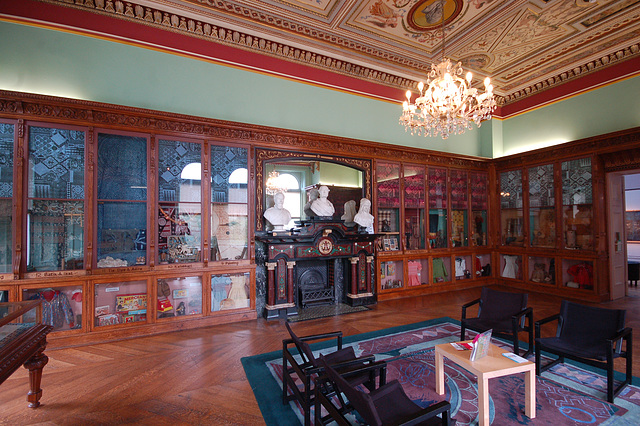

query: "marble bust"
left=310, top=185, right=335, bottom=217
left=341, top=200, right=357, bottom=223
left=263, top=192, right=291, bottom=231
left=354, top=198, right=374, bottom=233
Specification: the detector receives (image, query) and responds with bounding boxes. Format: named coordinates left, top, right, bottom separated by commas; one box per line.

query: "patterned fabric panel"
left=562, top=158, right=592, bottom=205
left=0, top=123, right=14, bottom=198
left=210, top=145, right=248, bottom=204
left=529, top=164, right=554, bottom=207
left=98, top=133, right=147, bottom=201
left=28, top=126, right=85, bottom=200
left=158, top=139, right=202, bottom=202
left=500, top=169, right=522, bottom=208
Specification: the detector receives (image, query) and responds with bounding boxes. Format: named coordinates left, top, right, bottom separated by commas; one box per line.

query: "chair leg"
left=607, top=359, right=615, bottom=403
left=460, top=324, right=466, bottom=341
left=535, top=346, right=541, bottom=375
left=513, top=335, right=520, bottom=357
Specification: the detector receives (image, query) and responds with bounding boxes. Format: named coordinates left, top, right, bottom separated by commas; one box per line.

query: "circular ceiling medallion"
left=407, top=0, right=463, bottom=32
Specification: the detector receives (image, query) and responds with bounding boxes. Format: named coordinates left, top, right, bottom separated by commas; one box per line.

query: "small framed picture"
left=390, top=236, right=399, bottom=250
left=383, top=238, right=391, bottom=251
left=386, top=262, right=396, bottom=276
left=173, top=289, right=188, bottom=299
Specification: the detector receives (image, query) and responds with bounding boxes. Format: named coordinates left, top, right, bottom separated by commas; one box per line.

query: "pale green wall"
left=1, top=20, right=637, bottom=159
left=499, top=76, right=640, bottom=157
left=317, top=163, right=362, bottom=187
left=0, top=20, right=485, bottom=156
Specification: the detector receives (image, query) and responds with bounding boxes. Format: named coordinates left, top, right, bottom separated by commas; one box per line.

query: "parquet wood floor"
left=2, top=285, right=640, bottom=425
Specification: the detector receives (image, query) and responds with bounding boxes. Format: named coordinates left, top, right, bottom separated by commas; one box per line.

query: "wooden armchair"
left=535, top=300, right=632, bottom=402
left=461, top=287, right=533, bottom=357
left=282, top=322, right=383, bottom=426
left=315, top=355, right=454, bottom=426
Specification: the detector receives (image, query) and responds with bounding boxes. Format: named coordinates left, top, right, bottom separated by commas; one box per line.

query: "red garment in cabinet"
left=567, top=263, right=593, bottom=289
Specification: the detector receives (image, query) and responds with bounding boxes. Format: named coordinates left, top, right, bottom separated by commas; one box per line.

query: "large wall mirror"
left=255, top=149, right=371, bottom=231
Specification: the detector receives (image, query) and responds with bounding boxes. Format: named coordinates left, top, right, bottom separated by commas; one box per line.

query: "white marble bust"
left=354, top=198, right=374, bottom=233
left=310, top=185, right=335, bottom=217
left=263, top=192, right=291, bottom=231
left=341, top=200, right=357, bottom=223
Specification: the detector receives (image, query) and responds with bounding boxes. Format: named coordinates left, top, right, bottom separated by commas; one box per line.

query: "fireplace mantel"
left=256, top=220, right=378, bottom=319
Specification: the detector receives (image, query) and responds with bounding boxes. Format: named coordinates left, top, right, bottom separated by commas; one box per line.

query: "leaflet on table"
left=450, top=342, right=474, bottom=350
left=502, top=352, right=529, bottom=363
left=470, top=329, right=492, bottom=361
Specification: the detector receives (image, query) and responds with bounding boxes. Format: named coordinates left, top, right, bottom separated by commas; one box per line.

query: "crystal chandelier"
left=400, top=3, right=496, bottom=139
left=265, top=170, right=287, bottom=195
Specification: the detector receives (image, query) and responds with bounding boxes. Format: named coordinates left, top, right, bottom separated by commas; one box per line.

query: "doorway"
left=607, top=171, right=640, bottom=300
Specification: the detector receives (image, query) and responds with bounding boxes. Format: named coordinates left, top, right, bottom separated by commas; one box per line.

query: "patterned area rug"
left=241, top=318, right=640, bottom=425
left=286, top=303, right=369, bottom=323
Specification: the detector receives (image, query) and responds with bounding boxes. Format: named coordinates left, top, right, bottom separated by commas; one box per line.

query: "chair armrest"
left=607, top=327, right=633, bottom=354
left=461, top=298, right=481, bottom=320
left=535, top=313, right=560, bottom=339
left=329, top=354, right=376, bottom=370
left=394, top=400, right=452, bottom=426
left=282, top=330, right=343, bottom=351
left=333, top=359, right=387, bottom=378
left=511, top=307, right=533, bottom=329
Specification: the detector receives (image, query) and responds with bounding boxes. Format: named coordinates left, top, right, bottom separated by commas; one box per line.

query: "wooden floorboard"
left=2, top=284, right=640, bottom=425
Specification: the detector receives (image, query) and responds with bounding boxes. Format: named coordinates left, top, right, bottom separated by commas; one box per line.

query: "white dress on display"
left=502, top=255, right=518, bottom=279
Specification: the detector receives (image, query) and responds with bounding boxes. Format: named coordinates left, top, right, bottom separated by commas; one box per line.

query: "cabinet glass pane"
left=27, top=126, right=85, bottom=271
left=562, top=158, right=593, bottom=250
left=97, top=202, right=147, bottom=267
left=429, top=209, right=448, bottom=248
left=211, top=146, right=249, bottom=261
left=407, top=258, right=428, bottom=286
left=97, top=133, right=147, bottom=267
left=157, top=276, right=202, bottom=318
left=23, top=285, right=83, bottom=332
left=501, top=254, right=522, bottom=280
left=470, top=172, right=488, bottom=247
left=528, top=256, right=555, bottom=285
left=404, top=165, right=425, bottom=250
left=377, top=163, right=401, bottom=250
left=0, top=123, right=13, bottom=273
left=428, top=167, right=447, bottom=209
left=158, top=140, right=202, bottom=264
left=475, top=254, right=491, bottom=278
left=529, top=164, right=555, bottom=248
left=94, top=280, right=147, bottom=326
left=450, top=170, right=468, bottom=209
left=500, top=170, right=523, bottom=246
left=472, top=210, right=487, bottom=246
left=432, top=257, right=450, bottom=283
left=562, top=259, right=593, bottom=290
left=454, top=255, right=472, bottom=280
left=27, top=200, right=84, bottom=271
left=211, top=272, right=250, bottom=311
left=381, top=260, right=403, bottom=290
left=451, top=210, right=468, bottom=247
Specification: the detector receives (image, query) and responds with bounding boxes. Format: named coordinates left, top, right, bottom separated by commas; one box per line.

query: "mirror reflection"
left=264, top=160, right=364, bottom=230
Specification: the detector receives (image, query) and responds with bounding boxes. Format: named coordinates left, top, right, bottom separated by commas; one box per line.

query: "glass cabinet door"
left=376, top=162, right=401, bottom=252
left=403, top=164, right=425, bottom=250
left=27, top=126, right=85, bottom=272
left=157, top=140, right=202, bottom=264
left=97, top=133, right=148, bottom=267
left=0, top=122, right=13, bottom=273
left=157, top=276, right=202, bottom=318
left=210, top=145, right=249, bottom=261
left=529, top=164, right=556, bottom=248
left=500, top=170, right=524, bottom=246
left=211, top=272, right=250, bottom=311
left=428, top=167, right=448, bottom=248
left=450, top=169, right=468, bottom=247
left=562, top=158, right=593, bottom=250
left=470, top=172, right=488, bottom=247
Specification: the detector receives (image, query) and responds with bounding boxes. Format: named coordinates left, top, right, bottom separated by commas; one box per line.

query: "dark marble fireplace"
left=255, top=220, right=377, bottom=319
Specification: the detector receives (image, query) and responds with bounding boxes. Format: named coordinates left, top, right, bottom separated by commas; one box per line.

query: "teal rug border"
left=241, top=317, right=639, bottom=426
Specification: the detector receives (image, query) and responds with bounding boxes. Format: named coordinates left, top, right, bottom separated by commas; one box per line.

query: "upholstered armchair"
left=315, top=355, right=454, bottom=426
left=461, top=287, right=533, bottom=357
left=282, top=322, right=383, bottom=426
left=535, top=300, right=632, bottom=402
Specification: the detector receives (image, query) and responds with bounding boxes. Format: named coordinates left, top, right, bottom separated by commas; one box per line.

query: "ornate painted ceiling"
left=4, top=0, right=640, bottom=114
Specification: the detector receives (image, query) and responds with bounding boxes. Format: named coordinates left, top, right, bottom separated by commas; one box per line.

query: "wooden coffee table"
left=435, top=341, right=535, bottom=426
